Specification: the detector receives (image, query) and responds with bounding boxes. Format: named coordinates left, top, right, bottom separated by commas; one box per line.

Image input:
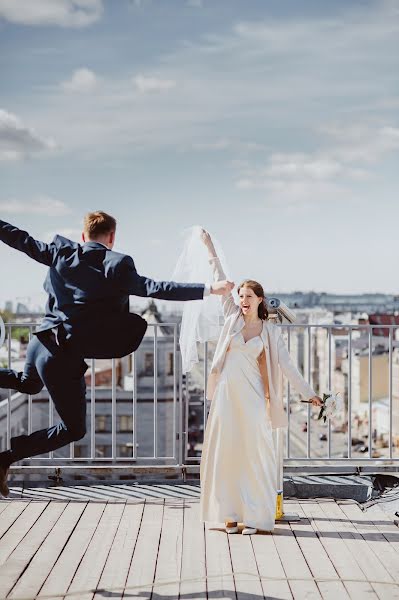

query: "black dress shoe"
left=0, top=465, right=9, bottom=497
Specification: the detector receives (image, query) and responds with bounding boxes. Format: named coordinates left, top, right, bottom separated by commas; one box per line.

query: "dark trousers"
left=0, top=332, right=88, bottom=464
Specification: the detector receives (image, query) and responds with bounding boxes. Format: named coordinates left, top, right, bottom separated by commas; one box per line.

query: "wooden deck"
left=0, top=495, right=398, bottom=599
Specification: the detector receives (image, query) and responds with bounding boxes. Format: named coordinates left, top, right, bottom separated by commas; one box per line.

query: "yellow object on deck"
left=275, top=490, right=284, bottom=520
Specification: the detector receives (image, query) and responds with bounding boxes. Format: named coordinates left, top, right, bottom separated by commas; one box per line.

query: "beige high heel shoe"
left=242, top=526, right=257, bottom=535
left=225, top=520, right=238, bottom=534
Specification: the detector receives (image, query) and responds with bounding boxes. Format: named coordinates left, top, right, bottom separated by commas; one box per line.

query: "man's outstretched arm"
left=120, top=256, right=234, bottom=301
left=0, top=220, right=55, bottom=266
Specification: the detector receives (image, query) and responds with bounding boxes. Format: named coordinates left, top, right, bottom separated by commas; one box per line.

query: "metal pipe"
left=132, top=350, right=137, bottom=460
left=389, top=327, right=393, bottom=460
left=90, top=359, right=96, bottom=459
left=153, top=325, right=158, bottom=459
left=28, top=325, right=33, bottom=436
left=307, top=326, right=311, bottom=459
left=178, top=350, right=183, bottom=467
left=348, top=327, right=352, bottom=459
left=368, top=327, right=373, bottom=460
left=286, top=327, right=291, bottom=458
left=172, top=325, right=177, bottom=461
left=7, top=325, right=11, bottom=449
left=328, top=327, right=332, bottom=459
left=111, top=358, right=116, bottom=460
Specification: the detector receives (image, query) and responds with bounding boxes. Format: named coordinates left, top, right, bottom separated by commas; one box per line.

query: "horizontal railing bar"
left=3, top=321, right=181, bottom=328
left=8, top=464, right=399, bottom=475
left=18, top=456, right=178, bottom=461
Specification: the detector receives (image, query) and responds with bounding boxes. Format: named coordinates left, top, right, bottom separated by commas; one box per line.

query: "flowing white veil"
left=171, top=226, right=232, bottom=373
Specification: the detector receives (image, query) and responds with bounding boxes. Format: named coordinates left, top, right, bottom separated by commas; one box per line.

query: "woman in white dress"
left=199, top=230, right=322, bottom=535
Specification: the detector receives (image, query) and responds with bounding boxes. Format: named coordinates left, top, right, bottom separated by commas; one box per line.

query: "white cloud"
left=265, top=154, right=344, bottom=180
left=320, top=124, right=399, bottom=164
left=44, top=228, right=82, bottom=242
left=235, top=149, right=370, bottom=190
left=234, top=119, right=399, bottom=211
left=0, top=109, right=56, bottom=161
left=17, top=1, right=399, bottom=160
left=133, top=74, right=176, bottom=93
left=187, top=0, right=203, bottom=7
left=0, top=197, right=71, bottom=216
left=61, top=68, right=99, bottom=93
left=0, top=0, right=103, bottom=28
left=191, top=138, right=265, bottom=152
left=237, top=175, right=356, bottom=215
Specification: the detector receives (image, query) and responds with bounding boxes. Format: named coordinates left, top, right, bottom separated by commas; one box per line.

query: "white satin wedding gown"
left=199, top=329, right=277, bottom=531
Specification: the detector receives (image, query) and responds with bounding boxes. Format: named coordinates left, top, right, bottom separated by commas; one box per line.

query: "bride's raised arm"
left=200, top=229, right=239, bottom=319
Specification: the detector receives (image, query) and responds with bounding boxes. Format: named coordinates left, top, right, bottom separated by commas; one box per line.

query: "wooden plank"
left=252, top=526, right=292, bottom=599
left=152, top=497, right=184, bottom=599
left=288, top=500, right=349, bottom=600
left=0, top=501, right=67, bottom=597
left=179, top=499, right=206, bottom=599
left=0, top=501, right=48, bottom=565
left=318, top=500, right=393, bottom=597
left=365, top=583, right=399, bottom=599
left=123, top=499, right=164, bottom=598
left=361, top=504, right=399, bottom=554
left=66, top=502, right=125, bottom=600
left=301, top=499, right=377, bottom=599
left=228, top=527, right=265, bottom=599
left=272, top=518, right=321, bottom=599
left=204, top=516, right=236, bottom=599
left=8, top=502, right=87, bottom=600
left=0, top=501, right=30, bottom=540
left=22, top=486, right=114, bottom=502
left=337, top=501, right=399, bottom=569
left=335, top=501, right=399, bottom=599
left=93, top=502, right=145, bottom=600
left=21, top=486, right=96, bottom=501
left=38, top=502, right=106, bottom=598
left=0, top=501, right=13, bottom=516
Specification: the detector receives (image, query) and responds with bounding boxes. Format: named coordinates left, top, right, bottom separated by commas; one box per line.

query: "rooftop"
left=1, top=485, right=399, bottom=599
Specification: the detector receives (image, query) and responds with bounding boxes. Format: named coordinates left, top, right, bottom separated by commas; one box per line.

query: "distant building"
left=4, top=301, right=13, bottom=313
left=269, top=291, right=399, bottom=314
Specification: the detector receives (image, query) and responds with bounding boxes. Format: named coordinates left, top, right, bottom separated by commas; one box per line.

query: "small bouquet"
left=302, top=391, right=343, bottom=423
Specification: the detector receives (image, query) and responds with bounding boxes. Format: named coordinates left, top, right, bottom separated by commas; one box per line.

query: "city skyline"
left=1, top=0, right=399, bottom=306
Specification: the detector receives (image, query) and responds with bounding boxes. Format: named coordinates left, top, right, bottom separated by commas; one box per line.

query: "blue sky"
left=0, top=0, right=398, bottom=310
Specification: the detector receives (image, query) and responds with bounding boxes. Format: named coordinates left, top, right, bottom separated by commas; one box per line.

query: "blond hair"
left=83, top=211, right=116, bottom=239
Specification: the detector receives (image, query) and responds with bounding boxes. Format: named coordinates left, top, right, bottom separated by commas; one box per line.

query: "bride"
left=198, top=229, right=322, bottom=535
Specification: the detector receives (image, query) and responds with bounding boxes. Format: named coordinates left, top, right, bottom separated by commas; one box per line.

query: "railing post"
left=275, top=426, right=285, bottom=519
left=275, top=327, right=300, bottom=523
left=0, top=314, right=5, bottom=349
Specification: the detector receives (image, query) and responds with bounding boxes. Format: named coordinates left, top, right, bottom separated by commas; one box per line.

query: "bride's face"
left=238, top=286, right=262, bottom=317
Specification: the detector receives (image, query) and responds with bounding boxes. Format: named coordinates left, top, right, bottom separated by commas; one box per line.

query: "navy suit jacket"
left=0, top=220, right=205, bottom=358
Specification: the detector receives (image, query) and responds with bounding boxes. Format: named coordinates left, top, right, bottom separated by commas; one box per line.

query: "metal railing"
left=0, top=319, right=398, bottom=476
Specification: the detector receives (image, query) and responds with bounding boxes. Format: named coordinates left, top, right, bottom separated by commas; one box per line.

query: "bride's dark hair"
left=237, top=280, right=269, bottom=320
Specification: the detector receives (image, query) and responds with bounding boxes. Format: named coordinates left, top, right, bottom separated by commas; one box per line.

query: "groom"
left=0, top=212, right=233, bottom=496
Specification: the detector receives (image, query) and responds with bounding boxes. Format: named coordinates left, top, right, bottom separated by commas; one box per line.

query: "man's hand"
left=310, top=396, right=323, bottom=407
left=210, top=280, right=235, bottom=295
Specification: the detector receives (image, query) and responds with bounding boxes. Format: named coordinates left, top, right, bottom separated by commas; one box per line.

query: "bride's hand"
left=200, top=228, right=213, bottom=247
left=310, top=396, right=323, bottom=407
